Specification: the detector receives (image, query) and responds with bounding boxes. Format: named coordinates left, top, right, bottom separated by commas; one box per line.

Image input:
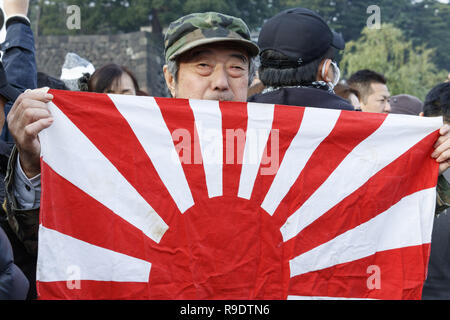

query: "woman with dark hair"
left=79, top=63, right=142, bottom=95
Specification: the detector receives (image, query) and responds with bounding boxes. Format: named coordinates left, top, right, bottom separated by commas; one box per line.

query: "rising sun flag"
left=36, top=89, right=442, bottom=300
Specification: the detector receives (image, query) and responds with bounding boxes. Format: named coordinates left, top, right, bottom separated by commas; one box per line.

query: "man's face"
left=164, top=43, right=250, bottom=102
left=361, top=82, right=391, bottom=113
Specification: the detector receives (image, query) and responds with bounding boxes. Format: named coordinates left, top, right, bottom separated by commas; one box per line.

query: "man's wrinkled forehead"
left=178, top=42, right=250, bottom=63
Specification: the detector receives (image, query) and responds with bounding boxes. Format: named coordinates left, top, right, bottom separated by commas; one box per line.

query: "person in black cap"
left=249, top=8, right=450, bottom=235
left=248, top=7, right=354, bottom=111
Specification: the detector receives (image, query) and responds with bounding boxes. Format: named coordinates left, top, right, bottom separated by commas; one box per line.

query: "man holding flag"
left=4, top=10, right=450, bottom=300
left=5, top=12, right=262, bottom=254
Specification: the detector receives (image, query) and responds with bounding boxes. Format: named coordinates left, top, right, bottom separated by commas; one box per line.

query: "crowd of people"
left=1, top=0, right=450, bottom=300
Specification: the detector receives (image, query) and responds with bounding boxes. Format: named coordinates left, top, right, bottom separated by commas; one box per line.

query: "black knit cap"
left=258, top=7, right=345, bottom=68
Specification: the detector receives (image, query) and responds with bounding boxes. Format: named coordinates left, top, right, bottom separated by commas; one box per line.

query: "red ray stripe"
left=40, top=161, right=161, bottom=262
left=288, top=244, right=430, bottom=300
left=37, top=280, right=150, bottom=300
left=49, top=90, right=179, bottom=225
left=271, top=111, right=387, bottom=226
left=219, top=101, right=248, bottom=197
left=251, top=104, right=304, bottom=204
left=155, top=97, right=209, bottom=203
left=284, top=130, right=439, bottom=260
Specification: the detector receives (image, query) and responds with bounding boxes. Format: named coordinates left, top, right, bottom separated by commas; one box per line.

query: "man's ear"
left=317, top=59, right=331, bottom=82
left=163, top=65, right=176, bottom=98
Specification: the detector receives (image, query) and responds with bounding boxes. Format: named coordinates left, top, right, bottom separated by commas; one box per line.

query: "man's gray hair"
left=166, top=57, right=257, bottom=87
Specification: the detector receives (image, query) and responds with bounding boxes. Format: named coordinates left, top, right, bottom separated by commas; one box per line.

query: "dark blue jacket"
left=0, top=225, right=29, bottom=299
left=1, top=18, right=37, bottom=144
left=0, top=17, right=37, bottom=300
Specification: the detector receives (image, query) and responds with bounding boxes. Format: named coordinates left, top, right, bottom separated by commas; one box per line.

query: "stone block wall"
left=35, top=31, right=169, bottom=97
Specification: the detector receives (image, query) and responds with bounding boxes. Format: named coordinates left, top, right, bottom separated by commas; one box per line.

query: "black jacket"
left=422, top=171, right=450, bottom=299
left=248, top=87, right=355, bottom=111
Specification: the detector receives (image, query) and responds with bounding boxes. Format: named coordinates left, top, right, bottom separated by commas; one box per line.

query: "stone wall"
left=35, top=31, right=169, bottom=97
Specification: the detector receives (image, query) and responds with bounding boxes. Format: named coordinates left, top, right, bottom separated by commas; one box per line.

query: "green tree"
left=29, top=0, right=159, bottom=35
left=28, top=0, right=278, bottom=36
left=27, top=0, right=450, bottom=72
left=179, top=0, right=278, bottom=29
left=272, top=0, right=449, bottom=71
left=404, top=0, right=450, bottom=71
left=340, top=23, right=448, bottom=101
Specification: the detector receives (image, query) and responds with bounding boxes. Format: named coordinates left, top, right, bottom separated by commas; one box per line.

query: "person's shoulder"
left=248, top=90, right=279, bottom=103
left=249, top=87, right=355, bottom=111
left=311, top=89, right=355, bottom=111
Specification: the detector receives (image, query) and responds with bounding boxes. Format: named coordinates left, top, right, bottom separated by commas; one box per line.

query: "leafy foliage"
left=29, top=0, right=278, bottom=35
left=340, top=24, right=448, bottom=100
left=28, top=0, right=449, bottom=80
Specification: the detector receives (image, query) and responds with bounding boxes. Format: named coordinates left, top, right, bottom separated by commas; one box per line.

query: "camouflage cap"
left=164, top=12, right=259, bottom=62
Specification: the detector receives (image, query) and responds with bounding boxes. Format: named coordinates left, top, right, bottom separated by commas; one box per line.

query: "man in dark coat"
left=248, top=8, right=354, bottom=112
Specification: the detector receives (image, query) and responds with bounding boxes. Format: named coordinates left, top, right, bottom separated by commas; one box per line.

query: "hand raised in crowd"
left=433, top=124, right=450, bottom=174
left=6, top=88, right=53, bottom=178
left=3, top=0, right=29, bottom=17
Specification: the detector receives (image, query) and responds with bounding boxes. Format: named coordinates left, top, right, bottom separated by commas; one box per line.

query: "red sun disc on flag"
left=148, top=197, right=289, bottom=300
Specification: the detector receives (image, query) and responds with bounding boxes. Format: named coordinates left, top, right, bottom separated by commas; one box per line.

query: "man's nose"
left=211, top=65, right=230, bottom=91
left=384, top=101, right=391, bottom=113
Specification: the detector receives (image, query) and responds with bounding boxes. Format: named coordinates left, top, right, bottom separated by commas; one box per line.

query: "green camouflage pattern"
left=164, top=12, right=259, bottom=62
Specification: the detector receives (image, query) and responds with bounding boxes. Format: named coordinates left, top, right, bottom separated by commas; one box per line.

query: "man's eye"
left=195, top=63, right=212, bottom=75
